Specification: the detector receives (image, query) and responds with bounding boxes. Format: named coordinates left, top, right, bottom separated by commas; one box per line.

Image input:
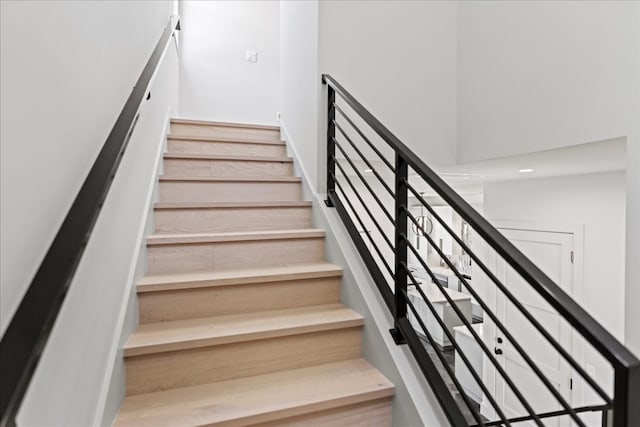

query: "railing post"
left=325, top=84, right=336, bottom=207
left=390, top=152, right=408, bottom=344
left=612, top=362, right=640, bottom=427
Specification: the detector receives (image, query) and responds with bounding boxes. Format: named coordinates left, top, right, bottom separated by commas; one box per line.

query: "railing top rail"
left=322, top=73, right=639, bottom=371
left=0, top=16, right=180, bottom=426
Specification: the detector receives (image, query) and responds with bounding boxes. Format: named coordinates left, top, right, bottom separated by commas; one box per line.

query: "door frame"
left=479, top=220, right=585, bottom=421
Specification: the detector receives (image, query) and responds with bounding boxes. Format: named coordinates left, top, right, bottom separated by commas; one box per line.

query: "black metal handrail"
left=322, top=73, right=639, bottom=427
left=0, top=16, right=180, bottom=426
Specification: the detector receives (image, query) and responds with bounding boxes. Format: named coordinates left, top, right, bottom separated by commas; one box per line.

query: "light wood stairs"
left=114, top=118, right=394, bottom=426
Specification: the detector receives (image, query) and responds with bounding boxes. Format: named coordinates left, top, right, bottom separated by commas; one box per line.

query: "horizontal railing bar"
left=397, top=317, right=471, bottom=426
left=334, top=120, right=395, bottom=198
left=332, top=139, right=395, bottom=225
left=403, top=229, right=586, bottom=427
left=333, top=103, right=395, bottom=173
left=332, top=173, right=395, bottom=279
left=403, top=237, right=547, bottom=427
left=327, top=190, right=394, bottom=310
left=472, top=404, right=610, bottom=427
left=332, top=157, right=396, bottom=253
left=402, top=268, right=511, bottom=426
left=404, top=292, right=487, bottom=426
left=323, top=73, right=637, bottom=372
left=404, top=185, right=612, bottom=405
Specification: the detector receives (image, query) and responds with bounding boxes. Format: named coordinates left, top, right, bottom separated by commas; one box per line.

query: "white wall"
left=179, top=0, right=280, bottom=125
left=457, top=1, right=638, bottom=163
left=627, top=124, right=640, bottom=356
left=625, top=2, right=640, bottom=357
left=483, top=171, right=626, bottom=409
left=279, top=0, right=321, bottom=191
left=456, top=0, right=640, bottom=356
left=0, top=0, right=172, bottom=338
left=319, top=0, right=458, bottom=168
left=0, top=0, right=178, bottom=424
left=280, top=0, right=458, bottom=194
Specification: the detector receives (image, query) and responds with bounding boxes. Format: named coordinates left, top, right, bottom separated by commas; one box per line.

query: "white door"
left=494, top=228, right=574, bottom=426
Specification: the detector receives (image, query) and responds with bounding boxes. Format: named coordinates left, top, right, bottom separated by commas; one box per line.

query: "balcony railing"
left=322, top=74, right=639, bottom=427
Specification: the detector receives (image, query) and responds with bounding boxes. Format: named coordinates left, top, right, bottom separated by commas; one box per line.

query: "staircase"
left=114, top=119, right=394, bottom=426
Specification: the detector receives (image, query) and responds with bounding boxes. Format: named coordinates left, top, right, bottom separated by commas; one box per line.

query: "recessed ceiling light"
left=363, top=169, right=373, bottom=173
left=519, top=168, right=534, bottom=173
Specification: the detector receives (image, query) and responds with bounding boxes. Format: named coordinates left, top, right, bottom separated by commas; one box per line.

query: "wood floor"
left=114, top=119, right=394, bottom=426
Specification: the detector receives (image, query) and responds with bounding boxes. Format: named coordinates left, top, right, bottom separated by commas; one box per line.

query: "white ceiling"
left=335, top=136, right=627, bottom=206
left=424, top=136, right=627, bottom=184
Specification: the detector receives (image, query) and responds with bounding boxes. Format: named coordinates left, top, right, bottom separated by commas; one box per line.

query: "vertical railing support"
left=390, top=152, right=408, bottom=344
left=325, top=84, right=336, bottom=207
left=612, top=362, right=640, bottom=427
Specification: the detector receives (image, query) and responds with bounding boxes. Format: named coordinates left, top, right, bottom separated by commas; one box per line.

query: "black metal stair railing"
left=322, top=74, right=639, bottom=427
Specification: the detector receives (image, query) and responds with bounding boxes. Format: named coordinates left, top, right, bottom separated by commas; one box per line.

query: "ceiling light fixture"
left=519, top=168, right=534, bottom=173
left=363, top=169, right=373, bottom=173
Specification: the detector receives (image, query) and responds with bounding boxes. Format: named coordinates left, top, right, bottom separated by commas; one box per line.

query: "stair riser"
left=147, top=237, right=324, bottom=275
left=159, top=181, right=301, bottom=203
left=253, top=399, right=392, bottom=427
left=138, top=277, right=341, bottom=323
left=171, top=123, right=280, bottom=141
left=125, top=328, right=362, bottom=395
left=163, top=158, right=293, bottom=177
left=154, top=207, right=312, bottom=234
left=168, top=139, right=287, bottom=157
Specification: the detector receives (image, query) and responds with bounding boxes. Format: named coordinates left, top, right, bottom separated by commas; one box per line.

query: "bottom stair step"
left=115, top=358, right=394, bottom=427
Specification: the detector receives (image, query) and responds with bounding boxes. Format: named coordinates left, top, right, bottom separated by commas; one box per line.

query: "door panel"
left=495, top=228, right=574, bottom=426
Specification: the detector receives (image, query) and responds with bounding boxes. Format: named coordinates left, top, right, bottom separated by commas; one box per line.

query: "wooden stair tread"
left=154, top=201, right=312, bottom=210
left=124, top=304, right=362, bottom=356
left=137, top=263, right=342, bottom=292
left=147, top=229, right=325, bottom=245
left=171, top=118, right=280, bottom=131
left=115, top=358, right=393, bottom=427
left=159, top=175, right=301, bottom=183
left=168, top=134, right=286, bottom=146
left=164, top=153, right=291, bottom=162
